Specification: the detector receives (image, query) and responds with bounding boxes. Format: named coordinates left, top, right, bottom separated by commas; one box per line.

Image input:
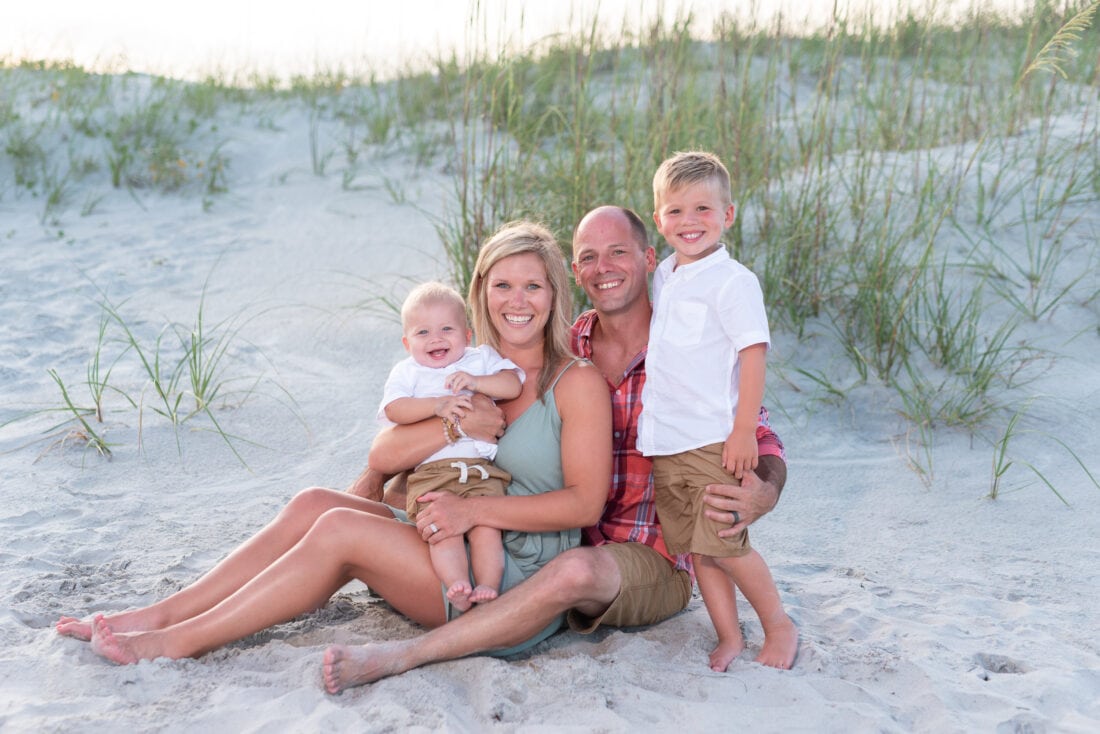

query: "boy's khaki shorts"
left=405, top=458, right=510, bottom=521
left=652, top=442, right=752, bottom=558
left=566, top=541, right=691, bottom=632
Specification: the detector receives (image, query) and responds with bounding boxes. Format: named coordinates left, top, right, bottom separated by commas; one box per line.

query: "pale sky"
left=3, top=0, right=1025, bottom=81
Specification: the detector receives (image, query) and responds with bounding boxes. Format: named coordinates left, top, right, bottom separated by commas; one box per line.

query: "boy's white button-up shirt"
left=638, top=247, right=770, bottom=457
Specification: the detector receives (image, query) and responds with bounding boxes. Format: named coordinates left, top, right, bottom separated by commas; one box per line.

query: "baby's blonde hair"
left=400, top=281, right=468, bottom=330
left=653, top=150, right=732, bottom=209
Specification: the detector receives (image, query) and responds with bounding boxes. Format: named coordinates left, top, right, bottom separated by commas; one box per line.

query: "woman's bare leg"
left=58, top=487, right=395, bottom=640
left=90, top=506, right=445, bottom=664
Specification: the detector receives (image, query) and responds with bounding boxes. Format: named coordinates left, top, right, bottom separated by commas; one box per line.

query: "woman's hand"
left=415, top=491, right=476, bottom=544
left=460, top=393, right=507, bottom=442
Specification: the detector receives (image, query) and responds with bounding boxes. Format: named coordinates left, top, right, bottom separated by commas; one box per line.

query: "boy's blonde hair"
left=652, top=150, right=732, bottom=209
left=400, top=281, right=468, bottom=330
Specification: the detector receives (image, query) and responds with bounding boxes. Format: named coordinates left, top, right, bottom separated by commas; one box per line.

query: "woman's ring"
left=429, top=523, right=440, bottom=534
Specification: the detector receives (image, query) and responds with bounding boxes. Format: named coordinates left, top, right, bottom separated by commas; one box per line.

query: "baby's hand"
left=722, top=431, right=759, bottom=480
left=445, top=371, right=478, bottom=395
left=434, top=394, right=473, bottom=422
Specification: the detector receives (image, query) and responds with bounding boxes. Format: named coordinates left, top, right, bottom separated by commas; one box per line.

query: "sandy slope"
left=1, top=78, right=1098, bottom=732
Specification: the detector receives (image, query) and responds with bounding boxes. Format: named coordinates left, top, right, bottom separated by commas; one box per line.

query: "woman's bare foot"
left=56, top=616, right=93, bottom=641
left=756, top=616, right=798, bottom=669
left=323, top=642, right=414, bottom=694
left=89, top=615, right=142, bottom=665
left=469, top=585, right=498, bottom=604
left=709, top=637, right=745, bottom=672
left=56, top=608, right=160, bottom=641
left=446, top=581, right=473, bottom=612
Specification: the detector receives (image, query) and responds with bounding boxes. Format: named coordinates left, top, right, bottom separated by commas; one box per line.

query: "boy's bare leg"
left=323, top=544, right=622, bottom=694
left=89, top=507, right=445, bottom=664
left=429, top=535, right=474, bottom=612
left=712, top=550, right=798, bottom=669
left=694, top=553, right=745, bottom=672
left=468, top=525, right=504, bottom=604
left=57, top=488, right=395, bottom=640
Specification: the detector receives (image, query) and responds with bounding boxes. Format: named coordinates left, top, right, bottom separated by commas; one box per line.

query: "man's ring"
left=429, top=523, right=440, bottom=535
left=731, top=511, right=741, bottom=526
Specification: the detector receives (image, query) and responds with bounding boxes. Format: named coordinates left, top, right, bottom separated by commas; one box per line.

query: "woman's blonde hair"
left=468, top=220, right=573, bottom=400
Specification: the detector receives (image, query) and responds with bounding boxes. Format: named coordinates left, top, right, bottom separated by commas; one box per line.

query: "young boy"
left=638, top=151, right=798, bottom=670
left=379, top=281, right=523, bottom=612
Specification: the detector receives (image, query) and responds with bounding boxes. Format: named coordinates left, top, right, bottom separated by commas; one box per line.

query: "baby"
left=379, top=281, right=523, bottom=611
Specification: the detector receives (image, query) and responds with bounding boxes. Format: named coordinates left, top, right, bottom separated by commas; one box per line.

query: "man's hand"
left=703, top=454, right=787, bottom=537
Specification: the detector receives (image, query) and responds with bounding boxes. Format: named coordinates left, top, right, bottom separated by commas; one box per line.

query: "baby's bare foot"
left=323, top=642, right=413, bottom=694
left=446, top=581, right=473, bottom=612
left=469, top=585, right=498, bottom=604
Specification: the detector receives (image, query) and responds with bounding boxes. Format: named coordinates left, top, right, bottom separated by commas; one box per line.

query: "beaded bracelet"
left=441, top=416, right=459, bottom=445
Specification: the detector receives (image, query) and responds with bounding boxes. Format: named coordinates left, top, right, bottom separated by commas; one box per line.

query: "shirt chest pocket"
left=661, top=300, right=708, bottom=346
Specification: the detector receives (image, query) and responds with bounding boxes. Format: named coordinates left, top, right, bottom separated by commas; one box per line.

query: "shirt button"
left=614, top=431, right=621, bottom=438
left=615, top=389, right=621, bottom=395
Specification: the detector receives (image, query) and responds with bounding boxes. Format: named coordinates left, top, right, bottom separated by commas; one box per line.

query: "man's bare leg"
left=322, top=545, right=623, bottom=693
left=58, top=488, right=396, bottom=640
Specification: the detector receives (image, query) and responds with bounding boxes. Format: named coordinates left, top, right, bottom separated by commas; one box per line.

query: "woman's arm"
left=368, top=394, right=507, bottom=475
left=417, top=362, right=611, bottom=539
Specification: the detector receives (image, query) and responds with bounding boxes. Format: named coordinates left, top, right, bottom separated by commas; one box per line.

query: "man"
left=325, top=206, right=787, bottom=692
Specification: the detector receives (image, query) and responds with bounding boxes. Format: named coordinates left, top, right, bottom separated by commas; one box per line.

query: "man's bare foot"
left=756, top=616, right=798, bottom=669
left=709, top=637, right=745, bottom=672
left=56, top=616, right=93, bottom=641
left=323, top=642, right=414, bottom=694
left=446, top=581, right=473, bottom=612
left=89, top=615, right=142, bottom=665
left=469, top=585, right=498, bottom=604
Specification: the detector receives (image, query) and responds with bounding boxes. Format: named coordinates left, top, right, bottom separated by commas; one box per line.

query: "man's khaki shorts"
left=652, top=442, right=752, bottom=558
left=566, top=541, right=691, bottom=632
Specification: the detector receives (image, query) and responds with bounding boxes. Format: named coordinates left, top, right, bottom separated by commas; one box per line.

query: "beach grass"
left=3, top=0, right=1097, bottom=483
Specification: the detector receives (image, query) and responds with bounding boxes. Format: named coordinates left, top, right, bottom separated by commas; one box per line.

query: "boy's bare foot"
left=56, top=616, right=93, bottom=641
left=756, top=616, right=798, bottom=669
left=446, top=581, right=473, bottom=612
left=469, top=585, right=498, bottom=604
left=89, top=615, right=141, bottom=665
left=323, top=642, right=413, bottom=694
left=709, top=637, right=745, bottom=672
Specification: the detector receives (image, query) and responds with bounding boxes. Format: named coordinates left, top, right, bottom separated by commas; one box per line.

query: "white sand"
left=2, top=75, right=1099, bottom=732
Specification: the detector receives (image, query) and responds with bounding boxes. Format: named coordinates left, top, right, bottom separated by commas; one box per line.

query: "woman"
left=57, top=220, right=612, bottom=666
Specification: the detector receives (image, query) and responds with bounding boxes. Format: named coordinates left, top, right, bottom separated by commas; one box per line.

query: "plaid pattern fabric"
left=571, top=310, right=786, bottom=573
